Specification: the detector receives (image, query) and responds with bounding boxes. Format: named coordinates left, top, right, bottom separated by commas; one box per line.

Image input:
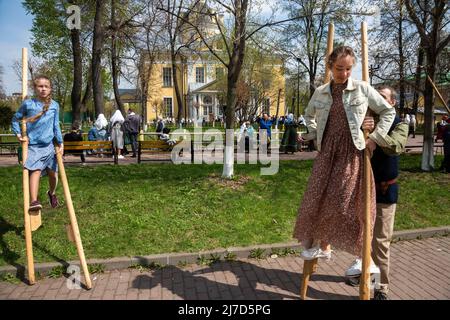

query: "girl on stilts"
left=12, top=75, right=63, bottom=211
left=293, top=46, right=395, bottom=259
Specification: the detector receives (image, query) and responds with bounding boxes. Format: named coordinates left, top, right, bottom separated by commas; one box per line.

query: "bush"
left=0, top=103, right=14, bottom=130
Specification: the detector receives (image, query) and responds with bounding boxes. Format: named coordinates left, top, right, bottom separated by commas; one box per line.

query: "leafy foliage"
left=0, top=103, right=15, bottom=130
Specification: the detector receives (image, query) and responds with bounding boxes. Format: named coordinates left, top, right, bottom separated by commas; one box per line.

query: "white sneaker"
left=300, top=246, right=332, bottom=261
left=345, top=258, right=380, bottom=277
left=118, top=155, right=125, bottom=159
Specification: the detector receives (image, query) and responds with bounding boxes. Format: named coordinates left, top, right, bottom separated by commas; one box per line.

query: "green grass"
left=0, top=154, right=448, bottom=266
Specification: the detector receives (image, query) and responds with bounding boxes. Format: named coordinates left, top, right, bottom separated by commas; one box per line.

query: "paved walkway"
left=1, top=236, right=448, bottom=300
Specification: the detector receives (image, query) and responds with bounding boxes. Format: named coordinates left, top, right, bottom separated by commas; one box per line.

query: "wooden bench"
left=137, top=140, right=181, bottom=163
left=0, top=141, right=20, bottom=156
left=405, top=143, right=444, bottom=154
left=64, top=141, right=118, bottom=164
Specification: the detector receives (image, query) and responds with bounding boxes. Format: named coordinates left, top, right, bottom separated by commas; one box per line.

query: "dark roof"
left=118, top=89, right=139, bottom=96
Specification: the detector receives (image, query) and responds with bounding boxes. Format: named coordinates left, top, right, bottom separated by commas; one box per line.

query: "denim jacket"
left=11, top=98, right=63, bottom=146
left=302, top=77, right=395, bottom=151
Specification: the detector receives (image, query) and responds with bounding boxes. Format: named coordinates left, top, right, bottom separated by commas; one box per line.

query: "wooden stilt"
left=324, top=23, right=334, bottom=83
left=427, top=75, right=450, bottom=114
left=360, top=21, right=372, bottom=301
left=299, top=22, right=334, bottom=300
left=21, top=48, right=36, bottom=285
left=65, top=224, right=75, bottom=243
left=30, top=211, right=42, bottom=232
left=300, top=258, right=318, bottom=300
left=21, top=125, right=35, bottom=285
left=56, top=151, right=92, bottom=289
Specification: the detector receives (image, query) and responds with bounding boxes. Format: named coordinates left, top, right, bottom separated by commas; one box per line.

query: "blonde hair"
left=33, top=75, right=52, bottom=113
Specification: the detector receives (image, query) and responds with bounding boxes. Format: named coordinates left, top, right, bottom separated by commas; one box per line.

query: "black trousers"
left=129, top=133, right=139, bottom=156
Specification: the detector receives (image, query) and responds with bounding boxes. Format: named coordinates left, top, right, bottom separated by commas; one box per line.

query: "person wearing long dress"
left=293, top=46, right=396, bottom=259
left=280, top=113, right=299, bottom=153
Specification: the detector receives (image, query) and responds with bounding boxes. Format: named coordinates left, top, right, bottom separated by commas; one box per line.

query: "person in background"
left=259, top=113, right=273, bottom=145
left=156, top=116, right=164, bottom=137
left=63, top=121, right=85, bottom=163
left=280, top=113, right=298, bottom=154
left=439, top=117, right=450, bottom=173
left=345, top=85, right=408, bottom=300
left=109, top=110, right=125, bottom=159
left=409, top=113, right=416, bottom=138
left=125, top=108, right=142, bottom=158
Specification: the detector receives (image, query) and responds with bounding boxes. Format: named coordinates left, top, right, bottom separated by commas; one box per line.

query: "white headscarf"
left=110, top=110, right=125, bottom=125
left=287, top=113, right=294, bottom=121
left=94, top=114, right=108, bottom=130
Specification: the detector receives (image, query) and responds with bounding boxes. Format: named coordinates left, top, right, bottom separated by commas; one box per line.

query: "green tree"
left=282, top=0, right=354, bottom=98
left=0, top=103, right=15, bottom=130
left=405, top=0, right=450, bottom=171
left=23, top=0, right=95, bottom=123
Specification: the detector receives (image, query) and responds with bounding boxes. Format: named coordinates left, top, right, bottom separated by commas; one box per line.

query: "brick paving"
left=0, top=236, right=448, bottom=300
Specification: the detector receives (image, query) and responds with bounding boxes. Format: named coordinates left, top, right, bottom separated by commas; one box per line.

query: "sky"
left=0, top=0, right=34, bottom=95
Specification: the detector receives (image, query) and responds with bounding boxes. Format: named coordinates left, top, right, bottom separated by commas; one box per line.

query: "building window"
left=203, top=106, right=213, bottom=116
left=215, top=67, right=224, bottom=79
left=163, top=67, right=172, bottom=87
left=163, top=97, right=173, bottom=118
left=263, top=98, right=270, bottom=114
left=203, top=95, right=212, bottom=104
left=196, top=67, right=205, bottom=83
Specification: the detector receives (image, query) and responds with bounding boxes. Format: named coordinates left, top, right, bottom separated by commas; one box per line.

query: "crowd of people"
left=66, top=108, right=142, bottom=161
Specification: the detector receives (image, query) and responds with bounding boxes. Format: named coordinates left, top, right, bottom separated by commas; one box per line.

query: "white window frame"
left=163, top=67, right=172, bottom=87
left=196, top=67, right=205, bottom=83
left=163, top=97, right=173, bottom=118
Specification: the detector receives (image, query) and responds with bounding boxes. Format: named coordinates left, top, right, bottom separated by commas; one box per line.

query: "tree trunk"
left=223, top=74, right=238, bottom=178
left=412, top=43, right=424, bottom=115
left=111, top=0, right=125, bottom=116
left=71, top=28, right=82, bottom=124
left=398, top=0, right=405, bottom=114
left=222, top=0, right=248, bottom=179
left=81, top=67, right=92, bottom=112
left=275, top=88, right=282, bottom=127
left=92, top=0, right=105, bottom=117
left=421, top=53, right=436, bottom=171
left=111, top=38, right=125, bottom=115
left=171, top=52, right=184, bottom=124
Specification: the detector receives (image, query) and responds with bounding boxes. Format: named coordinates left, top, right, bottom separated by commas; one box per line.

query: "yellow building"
left=141, top=51, right=286, bottom=125
left=141, top=2, right=285, bottom=125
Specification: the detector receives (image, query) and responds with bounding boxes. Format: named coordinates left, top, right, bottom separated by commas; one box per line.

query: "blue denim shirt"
left=259, top=119, right=273, bottom=138
left=11, top=98, right=63, bottom=145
